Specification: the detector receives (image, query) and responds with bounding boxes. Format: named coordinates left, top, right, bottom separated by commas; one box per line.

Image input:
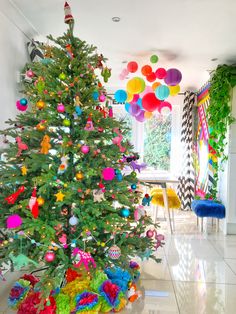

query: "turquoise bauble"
left=120, top=208, right=130, bottom=218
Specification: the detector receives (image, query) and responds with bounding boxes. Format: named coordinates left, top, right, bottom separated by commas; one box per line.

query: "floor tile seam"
left=202, top=238, right=223, bottom=258
left=224, top=259, right=236, bottom=276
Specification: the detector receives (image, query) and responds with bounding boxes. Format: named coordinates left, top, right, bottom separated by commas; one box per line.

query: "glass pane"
left=144, top=114, right=172, bottom=171
left=112, top=106, right=133, bottom=143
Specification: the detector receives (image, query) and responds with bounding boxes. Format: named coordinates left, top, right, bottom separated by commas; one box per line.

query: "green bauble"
left=59, top=72, right=66, bottom=80
left=63, top=119, right=70, bottom=127
left=130, top=171, right=137, bottom=178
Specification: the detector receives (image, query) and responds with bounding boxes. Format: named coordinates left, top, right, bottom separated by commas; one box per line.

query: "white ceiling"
left=11, top=0, right=236, bottom=94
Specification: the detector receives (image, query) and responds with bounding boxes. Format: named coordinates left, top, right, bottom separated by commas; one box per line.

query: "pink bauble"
left=57, top=103, right=65, bottom=113
left=6, top=214, right=22, bottom=228
left=102, top=167, right=115, bottom=181
left=26, top=69, right=34, bottom=78
left=99, top=94, right=106, bottom=102
left=44, top=251, right=55, bottom=262
left=146, top=230, right=154, bottom=238
left=16, top=100, right=28, bottom=112
left=81, top=145, right=90, bottom=154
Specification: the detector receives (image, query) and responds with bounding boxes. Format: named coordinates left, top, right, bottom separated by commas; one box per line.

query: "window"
left=112, top=101, right=182, bottom=176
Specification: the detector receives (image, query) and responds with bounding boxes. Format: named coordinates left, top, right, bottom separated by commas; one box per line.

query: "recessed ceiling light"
left=122, top=60, right=127, bottom=64
left=112, top=17, right=121, bottom=22
left=211, top=58, right=218, bottom=61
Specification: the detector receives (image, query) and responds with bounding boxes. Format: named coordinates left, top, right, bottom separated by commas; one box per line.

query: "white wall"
left=219, top=87, right=236, bottom=234
left=0, top=0, right=38, bottom=146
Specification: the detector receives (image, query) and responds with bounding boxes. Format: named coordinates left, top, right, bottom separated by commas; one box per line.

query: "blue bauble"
left=131, top=184, right=137, bottom=190
left=20, top=98, right=28, bottom=106
left=92, top=91, right=99, bottom=100
left=120, top=208, right=130, bottom=218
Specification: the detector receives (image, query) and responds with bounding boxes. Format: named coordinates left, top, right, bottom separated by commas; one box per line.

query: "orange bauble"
left=37, top=196, right=45, bottom=206
left=76, top=172, right=84, bottom=180
left=36, top=100, right=46, bottom=109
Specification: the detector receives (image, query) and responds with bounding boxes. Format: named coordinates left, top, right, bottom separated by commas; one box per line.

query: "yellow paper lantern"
left=169, top=85, right=180, bottom=96
left=126, top=92, right=133, bottom=102
left=144, top=111, right=153, bottom=119
left=126, top=77, right=145, bottom=94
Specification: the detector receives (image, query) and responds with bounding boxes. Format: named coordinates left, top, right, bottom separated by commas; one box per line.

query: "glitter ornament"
left=44, top=251, right=55, bottom=262
left=102, top=167, right=115, bottom=181
left=69, top=215, right=79, bottom=226
left=108, top=245, right=121, bottom=260
left=6, top=214, right=22, bottom=228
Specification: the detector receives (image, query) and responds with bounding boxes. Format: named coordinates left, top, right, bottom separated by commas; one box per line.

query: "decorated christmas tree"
left=0, top=2, right=163, bottom=313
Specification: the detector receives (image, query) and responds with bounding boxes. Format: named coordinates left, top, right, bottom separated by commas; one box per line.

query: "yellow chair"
left=150, top=188, right=181, bottom=230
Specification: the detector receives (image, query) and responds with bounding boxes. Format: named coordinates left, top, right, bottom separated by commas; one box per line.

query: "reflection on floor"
left=1, top=209, right=236, bottom=314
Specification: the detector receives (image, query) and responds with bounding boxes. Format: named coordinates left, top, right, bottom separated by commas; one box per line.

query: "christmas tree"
left=0, top=2, right=162, bottom=312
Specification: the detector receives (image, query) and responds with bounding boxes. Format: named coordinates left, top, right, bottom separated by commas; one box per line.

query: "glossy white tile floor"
left=1, top=209, right=236, bottom=314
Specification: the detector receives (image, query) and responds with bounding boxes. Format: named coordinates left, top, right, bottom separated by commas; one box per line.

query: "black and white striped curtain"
left=177, top=91, right=196, bottom=211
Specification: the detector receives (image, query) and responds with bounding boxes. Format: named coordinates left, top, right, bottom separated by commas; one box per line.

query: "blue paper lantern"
left=114, top=89, right=127, bottom=103
left=137, top=98, right=143, bottom=109
left=20, top=98, right=28, bottom=106
left=120, top=208, right=130, bottom=218
left=155, top=85, right=170, bottom=100
left=125, top=103, right=131, bottom=113
left=92, top=91, right=99, bottom=100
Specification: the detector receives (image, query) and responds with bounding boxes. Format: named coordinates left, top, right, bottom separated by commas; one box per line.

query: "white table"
left=138, top=176, right=179, bottom=234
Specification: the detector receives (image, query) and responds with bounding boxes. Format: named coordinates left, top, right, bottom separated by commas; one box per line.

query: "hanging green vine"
left=207, top=64, right=236, bottom=198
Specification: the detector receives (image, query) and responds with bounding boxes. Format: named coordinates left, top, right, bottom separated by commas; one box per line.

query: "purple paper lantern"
left=164, top=69, right=182, bottom=86
left=129, top=104, right=141, bottom=116
left=136, top=110, right=145, bottom=122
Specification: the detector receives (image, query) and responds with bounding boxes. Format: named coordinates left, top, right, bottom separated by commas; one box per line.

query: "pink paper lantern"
left=140, top=86, right=153, bottom=98
left=102, top=167, right=115, bottom=181
left=6, top=214, right=22, bottom=228
left=155, top=68, right=167, bottom=79
left=158, top=101, right=172, bottom=114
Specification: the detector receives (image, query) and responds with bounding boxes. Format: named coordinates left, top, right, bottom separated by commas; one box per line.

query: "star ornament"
left=55, top=191, right=65, bottom=202
left=21, top=165, right=28, bottom=176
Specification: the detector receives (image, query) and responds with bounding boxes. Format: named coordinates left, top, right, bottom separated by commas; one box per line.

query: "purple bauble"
left=81, top=145, right=90, bottom=154
left=44, top=251, right=55, bottom=262
left=57, top=103, right=65, bottom=113
left=164, top=68, right=182, bottom=86
left=146, top=230, right=154, bottom=238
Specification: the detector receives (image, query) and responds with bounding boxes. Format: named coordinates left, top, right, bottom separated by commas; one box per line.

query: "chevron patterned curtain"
left=177, top=91, right=196, bottom=211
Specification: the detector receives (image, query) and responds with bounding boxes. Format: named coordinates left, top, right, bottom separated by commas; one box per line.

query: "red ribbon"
left=5, top=186, right=25, bottom=204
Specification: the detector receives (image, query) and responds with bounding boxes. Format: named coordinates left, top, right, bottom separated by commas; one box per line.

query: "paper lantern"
left=136, top=110, right=145, bottom=122
left=137, top=98, right=143, bottom=108
left=127, top=92, right=133, bottom=102
left=141, top=65, right=152, bottom=76
left=142, top=93, right=161, bottom=112
left=127, top=77, right=145, bottom=94
left=150, top=55, right=159, bottom=63
left=169, top=85, right=180, bottom=96
left=158, top=101, right=172, bottom=114
left=164, top=68, right=182, bottom=86
left=140, top=86, right=153, bottom=98
left=146, top=72, right=156, bottom=82
left=152, top=82, right=161, bottom=90
left=144, top=111, right=153, bottom=119
left=6, top=214, right=22, bottom=228
left=127, top=61, right=138, bottom=73
left=122, top=68, right=129, bottom=76
left=155, top=68, right=167, bottom=79
left=125, top=103, right=131, bottom=113
left=114, top=89, right=127, bottom=103
left=155, top=85, right=170, bottom=100
left=102, top=167, right=115, bottom=180
left=129, top=104, right=141, bottom=116
left=132, top=94, right=139, bottom=103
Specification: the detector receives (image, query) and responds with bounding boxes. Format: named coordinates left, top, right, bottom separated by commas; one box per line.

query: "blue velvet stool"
left=191, top=200, right=226, bottom=232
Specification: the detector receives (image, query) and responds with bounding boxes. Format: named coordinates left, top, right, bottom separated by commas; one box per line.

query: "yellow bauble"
left=36, top=100, right=46, bottom=109
left=36, top=123, right=46, bottom=131
left=37, top=196, right=45, bottom=206
left=76, top=172, right=84, bottom=180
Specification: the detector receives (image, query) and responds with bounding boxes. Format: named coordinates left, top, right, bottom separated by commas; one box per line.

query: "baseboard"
left=226, top=223, right=236, bottom=234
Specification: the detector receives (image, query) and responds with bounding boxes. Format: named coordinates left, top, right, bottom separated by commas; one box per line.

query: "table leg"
left=162, top=186, right=173, bottom=234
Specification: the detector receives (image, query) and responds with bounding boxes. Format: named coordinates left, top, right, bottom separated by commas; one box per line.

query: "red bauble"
left=142, top=93, right=160, bottom=112
left=44, top=251, right=55, bottom=262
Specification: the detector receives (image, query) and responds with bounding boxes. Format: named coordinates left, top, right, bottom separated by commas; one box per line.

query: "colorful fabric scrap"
left=105, top=267, right=131, bottom=292
left=8, top=279, right=30, bottom=309
left=74, top=291, right=100, bottom=313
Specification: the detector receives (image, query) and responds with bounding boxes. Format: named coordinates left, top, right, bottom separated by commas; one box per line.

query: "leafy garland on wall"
left=207, top=64, right=236, bottom=198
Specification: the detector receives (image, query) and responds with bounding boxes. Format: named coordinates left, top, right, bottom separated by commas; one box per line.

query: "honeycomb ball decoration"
left=44, top=251, right=55, bottom=262
left=108, top=245, right=121, bottom=260
left=120, top=208, right=130, bottom=218
left=36, top=100, right=46, bottom=110
left=37, top=196, right=45, bottom=206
